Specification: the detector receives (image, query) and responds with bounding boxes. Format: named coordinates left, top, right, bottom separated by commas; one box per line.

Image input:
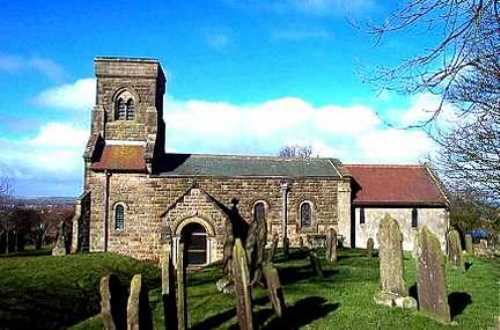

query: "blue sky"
left=0, top=0, right=449, bottom=197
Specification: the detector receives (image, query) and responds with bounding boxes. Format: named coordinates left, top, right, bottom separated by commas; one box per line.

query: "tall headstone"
left=233, top=238, right=254, bottom=330
left=377, top=214, right=407, bottom=296
left=416, top=226, right=451, bottom=323
left=127, top=274, right=142, bottom=330
left=447, top=229, right=465, bottom=271
left=367, top=237, right=374, bottom=258
left=52, top=221, right=68, bottom=256
left=267, top=233, right=279, bottom=263
left=325, top=228, right=338, bottom=263
left=161, top=243, right=178, bottom=329
left=176, top=243, right=187, bottom=330
left=100, top=274, right=126, bottom=330
left=464, top=234, right=473, bottom=254
left=263, top=263, right=286, bottom=317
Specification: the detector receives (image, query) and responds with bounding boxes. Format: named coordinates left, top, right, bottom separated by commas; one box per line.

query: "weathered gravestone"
left=176, top=243, right=187, bottom=330
left=366, top=237, right=375, bottom=258
left=298, top=236, right=304, bottom=249
left=100, top=274, right=126, bottom=330
left=52, top=221, right=68, bottom=256
left=416, top=226, right=451, bottom=323
left=263, top=263, right=286, bottom=318
left=233, top=238, right=254, bottom=330
left=475, top=239, right=490, bottom=257
left=374, top=215, right=415, bottom=309
left=160, top=243, right=178, bottom=329
left=447, top=229, right=465, bottom=271
left=464, top=234, right=473, bottom=254
left=246, top=204, right=267, bottom=286
left=267, top=233, right=279, bottom=263
left=309, top=250, right=324, bottom=278
left=325, top=228, right=338, bottom=263
left=127, top=274, right=152, bottom=330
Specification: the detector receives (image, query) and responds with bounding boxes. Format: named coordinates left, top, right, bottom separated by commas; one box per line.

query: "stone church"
left=71, top=57, right=450, bottom=265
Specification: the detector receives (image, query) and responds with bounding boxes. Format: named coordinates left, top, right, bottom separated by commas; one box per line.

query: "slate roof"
left=155, top=153, right=342, bottom=178
left=344, top=164, right=448, bottom=207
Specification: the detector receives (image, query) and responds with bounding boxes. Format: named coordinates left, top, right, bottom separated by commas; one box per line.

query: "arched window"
left=126, top=99, right=135, bottom=120
left=360, top=207, right=365, bottom=225
left=114, top=91, right=135, bottom=121
left=411, top=208, right=418, bottom=228
left=254, top=202, right=266, bottom=223
left=115, top=204, right=125, bottom=230
left=300, top=202, right=312, bottom=227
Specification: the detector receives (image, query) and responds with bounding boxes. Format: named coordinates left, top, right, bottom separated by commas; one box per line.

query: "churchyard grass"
left=1, top=249, right=498, bottom=329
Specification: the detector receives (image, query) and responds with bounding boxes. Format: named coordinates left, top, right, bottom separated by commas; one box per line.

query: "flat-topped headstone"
left=447, top=229, right=465, bottom=271
left=367, top=237, right=375, bottom=258
left=100, top=274, right=126, bottom=330
left=464, top=234, right=473, bottom=254
left=326, top=228, right=338, bottom=263
left=416, top=226, right=451, bottom=323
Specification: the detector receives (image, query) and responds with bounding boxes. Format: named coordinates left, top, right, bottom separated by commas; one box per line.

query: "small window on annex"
left=300, top=202, right=312, bottom=228
left=115, top=204, right=125, bottom=231
left=360, top=207, right=365, bottom=225
left=411, top=208, right=418, bottom=228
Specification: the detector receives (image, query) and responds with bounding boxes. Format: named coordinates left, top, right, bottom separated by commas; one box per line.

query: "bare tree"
left=0, top=177, right=14, bottom=254
left=365, top=1, right=499, bottom=200
left=278, top=144, right=313, bottom=160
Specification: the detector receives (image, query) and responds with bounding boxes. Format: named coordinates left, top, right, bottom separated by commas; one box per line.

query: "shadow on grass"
left=279, top=264, right=338, bottom=284
left=190, top=296, right=269, bottom=330
left=448, top=292, right=472, bottom=318
left=260, top=296, right=340, bottom=329
left=465, top=262, right=473, bottom=271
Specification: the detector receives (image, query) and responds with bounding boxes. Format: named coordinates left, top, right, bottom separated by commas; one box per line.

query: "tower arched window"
left=300, top=202, right=312, bottom=228
left=254, top=202, right=266, bottom=223
left=115, top=204, right=125, bottom=231
left=114, top=91, right=135, bottom=121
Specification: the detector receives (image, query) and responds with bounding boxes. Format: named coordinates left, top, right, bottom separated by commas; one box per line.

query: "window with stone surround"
left=411, top=208, right=418, bottom=228
left=115, top=90, right=135, bottom=120
left=360, top=207, right=365, bottom=225
left=115, top=204, right=125, bottom=231
left=254, top=202, right=266, bottom=223
left=300, top=201, right=312, bottom=228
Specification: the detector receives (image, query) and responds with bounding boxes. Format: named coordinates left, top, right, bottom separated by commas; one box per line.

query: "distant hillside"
left=14, top=197, right=76, bottom=208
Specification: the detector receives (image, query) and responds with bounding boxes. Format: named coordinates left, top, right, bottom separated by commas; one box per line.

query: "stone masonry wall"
left=88, top=171, right=340, bottom=261
left=353, top=207, right=449, bottom=251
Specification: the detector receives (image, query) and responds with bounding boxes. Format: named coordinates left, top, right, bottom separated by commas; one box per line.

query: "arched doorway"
left=180, top=223, right=208, bottom=265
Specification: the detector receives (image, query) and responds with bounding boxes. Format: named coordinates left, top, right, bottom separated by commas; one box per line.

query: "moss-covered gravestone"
left=326, top=228, right=338, bottom=263
left=416, top=226, right=451, bottom=323
left=447, top=229, right=465, bottom=271
left=367, top=237, right=374, bottom=258
left=263, top=263, right=286, bottom=317
left=100, top=274, right=126, bottom=330
left=233, top=238, right=254, bottom=330
left=464, top=234, right=473, bottom=254
left=374, top=215, right=415, bottom=309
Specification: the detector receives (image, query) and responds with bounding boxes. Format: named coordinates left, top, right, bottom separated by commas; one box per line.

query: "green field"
left=1, top=249, right=498, bottom=329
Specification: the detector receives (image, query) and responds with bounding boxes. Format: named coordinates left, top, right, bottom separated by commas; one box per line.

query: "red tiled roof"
left=344, top=164, right=448, bottom=207
left=90, top=145, right=146, bottom=172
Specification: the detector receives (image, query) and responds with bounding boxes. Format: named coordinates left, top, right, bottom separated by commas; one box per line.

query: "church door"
left=180, top=223, right=208, bottom=265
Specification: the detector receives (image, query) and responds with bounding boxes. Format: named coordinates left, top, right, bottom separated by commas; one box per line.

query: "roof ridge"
left=166, top=152, right=339, bottom=162
left=344, top=163, right=424, bottom=168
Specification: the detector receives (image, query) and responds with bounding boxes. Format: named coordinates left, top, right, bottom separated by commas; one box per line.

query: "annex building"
left=71, top=57, right=450, bottom=265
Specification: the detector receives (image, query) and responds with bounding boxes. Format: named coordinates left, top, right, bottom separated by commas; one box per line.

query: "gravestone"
left=464, top=234, right=473, bottom=254
left=447, top=229, right=465, bottom=271
left=309, top=250, right=324, bottom=278
left=416, top=226, right=451, bottom=323
left=325, top=228, right=338, bottom=263
left=100, top=274, right=126, bottom=330
left=126, top=274, right=153, bottom=330
left=298, top=236, right=304, bottom=249
left=367, top=237, right=374, bottom=258
left=161, top=244, right=178, bottom=329
left=267, top=233, right=279, bottom=263
left=177, top=243, right=187, bottom=330
left=374, top=215, right=415, bottom=309
left=263, top=263, right=286, bottom=317
left=52, top=221, right=68, bottom=256
left=475, top=239, right=490, bottom=257
left=233, top=238, right=254, bottom=330
left=246, top=207, right=267, bottom=285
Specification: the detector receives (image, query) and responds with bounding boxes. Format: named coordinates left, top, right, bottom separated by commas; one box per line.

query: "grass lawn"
left=1, top=249, right=499, bottom=329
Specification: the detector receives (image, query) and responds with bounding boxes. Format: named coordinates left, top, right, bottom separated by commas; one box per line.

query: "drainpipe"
left=103, top=170, right=111, bottom=252
left=281, top=182, right=289, bottom=251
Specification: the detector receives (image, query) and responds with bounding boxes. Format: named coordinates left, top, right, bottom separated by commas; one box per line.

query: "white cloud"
left=399, top=92, right=458, bottom=127
left=29, top=122, right=88, bottom=148
left=0, top=53, right=66, bottom=81
left=34, top=78, right=96, bottom=111
left=165, top=95, right=435, bottom=164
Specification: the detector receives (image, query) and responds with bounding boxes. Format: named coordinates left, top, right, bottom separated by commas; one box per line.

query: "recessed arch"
left=173, top=216, right=216, bottom=237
